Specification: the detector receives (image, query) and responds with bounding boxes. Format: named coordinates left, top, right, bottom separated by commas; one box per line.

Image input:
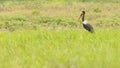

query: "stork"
left=78, top=11, right=94, bottom=33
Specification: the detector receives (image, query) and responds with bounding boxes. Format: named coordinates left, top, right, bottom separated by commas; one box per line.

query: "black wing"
left=83, top=23, right=94, bottom=33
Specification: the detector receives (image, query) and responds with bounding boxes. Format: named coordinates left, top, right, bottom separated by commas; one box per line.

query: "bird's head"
left=78, top=11, right=85, bottom=21
left=80, top=11, right=85, bottom=16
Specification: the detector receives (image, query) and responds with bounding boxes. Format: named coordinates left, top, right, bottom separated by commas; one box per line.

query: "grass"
left=0, top=1, right=120, bottom=68
left=0, top=1, right=120, bottom=31
left=0, top=29, right=120, bottom=68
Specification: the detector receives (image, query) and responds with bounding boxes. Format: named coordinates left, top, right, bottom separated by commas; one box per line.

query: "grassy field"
left=0, top=1, right=120, bottom=68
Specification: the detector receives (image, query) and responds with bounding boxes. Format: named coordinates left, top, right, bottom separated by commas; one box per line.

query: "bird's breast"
left=82, top=21, right=88, bottom=24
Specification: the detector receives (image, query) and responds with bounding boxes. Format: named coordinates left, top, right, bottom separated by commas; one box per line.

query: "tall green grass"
left=0, top=29, right=120, bottom=68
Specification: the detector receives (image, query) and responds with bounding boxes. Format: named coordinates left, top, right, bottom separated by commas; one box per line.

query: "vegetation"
left=0, top=1, right=120, bottom=68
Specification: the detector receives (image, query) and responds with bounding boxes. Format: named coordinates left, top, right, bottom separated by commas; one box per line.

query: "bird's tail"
left=90, top=28, right=94, bottom=33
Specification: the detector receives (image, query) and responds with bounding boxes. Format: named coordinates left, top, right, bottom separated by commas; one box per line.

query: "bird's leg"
left=84, top=29, right=86, bottom=31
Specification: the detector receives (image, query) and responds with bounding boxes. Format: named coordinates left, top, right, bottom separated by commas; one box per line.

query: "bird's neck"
left=82, top=15, right=85, bottom=22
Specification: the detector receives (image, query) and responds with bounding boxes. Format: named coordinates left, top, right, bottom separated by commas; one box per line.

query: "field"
left=0, top=0, right=120, bottom=68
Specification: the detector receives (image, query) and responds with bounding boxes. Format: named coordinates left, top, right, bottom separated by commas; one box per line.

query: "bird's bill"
left=78, top=14, right=82, bottom=20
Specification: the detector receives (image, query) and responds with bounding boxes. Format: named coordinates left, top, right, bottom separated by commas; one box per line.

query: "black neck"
left=82, top=15, right=85, bottom=22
